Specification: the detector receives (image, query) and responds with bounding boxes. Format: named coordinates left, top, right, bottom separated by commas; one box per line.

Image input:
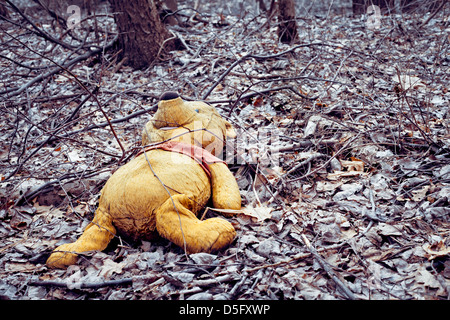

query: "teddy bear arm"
left=155, top=194, right=236, bottom=253
left=46, top=207, right=116, bottom=268
left=209, top=163, right=241, bottom=212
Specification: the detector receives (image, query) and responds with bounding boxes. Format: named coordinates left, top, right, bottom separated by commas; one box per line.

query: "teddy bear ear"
left=160, top=91, right=180, bottom=101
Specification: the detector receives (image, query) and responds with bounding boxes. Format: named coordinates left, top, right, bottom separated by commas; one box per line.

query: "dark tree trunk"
left=277, top=0, right=299, bottom=44
left=110, top=0, right=175, bottom=69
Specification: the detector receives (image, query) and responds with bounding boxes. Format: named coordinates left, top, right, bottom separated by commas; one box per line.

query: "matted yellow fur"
left=47, top=93, right=241, bottom=268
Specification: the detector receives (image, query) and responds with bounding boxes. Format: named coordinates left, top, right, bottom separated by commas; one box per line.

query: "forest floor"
left=0, top=1, right=449, bottom=300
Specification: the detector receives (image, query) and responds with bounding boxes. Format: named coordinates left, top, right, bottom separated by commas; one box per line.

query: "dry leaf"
left=411, top=185, right=430, bottom=202
left=376, top=223, right=403, bottom=236
left=327, top=159, right=366, bottom=180
left=5, top=262, right=40, bottom=273
left=241, top=205, right=272, bottom=222
left=32, top=201, right=54, bottom=214
left=327, top=170, right=368, bottom=180
left=340, top=160, right=364, bottom=172
left=316, top=180, right=343, bottom=192
left=392, top=74, right=425, bottom=91
left=203, top=207, right=244, bottom=218
left=98, top=259, right=125, bottom=278
left=252, top=96, right=264, bottom=107
left=67, top=150, right=82, bottom=162
left=9, top=208, right=32, bottom=230
left=422, top=241, right=450, bottom=260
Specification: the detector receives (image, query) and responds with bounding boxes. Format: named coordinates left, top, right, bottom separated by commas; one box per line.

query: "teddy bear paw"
left=46, top=243, right=79, bottom=269
left=189, top=217, right=236, bottom=253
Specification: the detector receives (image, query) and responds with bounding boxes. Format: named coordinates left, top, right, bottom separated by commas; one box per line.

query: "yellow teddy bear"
left=47, top=92, right=241, bottom=268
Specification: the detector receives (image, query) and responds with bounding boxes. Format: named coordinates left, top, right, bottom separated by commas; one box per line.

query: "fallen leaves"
left=241, top=205, right=273, bottom=222
left=423, top=241, right=450, bottom=261
left=205, top=205, right=272, bottom=222
left=327, top=159, right=367, bottom=180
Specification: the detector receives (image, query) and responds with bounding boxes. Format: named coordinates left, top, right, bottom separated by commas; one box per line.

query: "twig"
left=283, top=152, right=326, bottom=177
left=14, top=167, right=112, bottom=206
left=300, top=234, right=356, bottom=300
left=394, top=67, right=440, bottom=149
left=244, top=252, right=311, bottom=273
left=3, top=87, right=107, bottom=182
left=201, top=42, right=324, bottom=100
left=29, top=278, right=132, bottom=289
left=361, top=178, right=387, bottom=224
left=269, top=139, right=339, bottom=153
left=1, top=30, right=125, bottom=179
left=35, top=103, right=157, bottom=147
left=226, top=85, right=319, bottom=116
left=4, top=0, right=78, bottom=50
left=214, top=273, right=248, bottom=299
left=286, top=133, right=361, bottom=183
left=1, top=48, right=109, bottom=98
left=31, top=0, right=68, bottom=28
left=3, top=93, right=82, bottom=107
left=191, top=274, right=237, bottom=287
left=418, top=0, right=447, bottom=29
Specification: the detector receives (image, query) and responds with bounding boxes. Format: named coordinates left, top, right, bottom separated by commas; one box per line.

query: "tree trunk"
left=277, top=0, right=299, bottom=44
left=109, top=0, right=175, bottom=69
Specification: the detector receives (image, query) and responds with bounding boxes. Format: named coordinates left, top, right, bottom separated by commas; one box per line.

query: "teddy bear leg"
left=46, top=207, right=116, bottom=268
left=155, top=194, right=236, bottom=253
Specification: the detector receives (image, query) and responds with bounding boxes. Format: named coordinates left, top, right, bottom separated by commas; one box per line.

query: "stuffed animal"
left=46, top=92, right=241, bottom=268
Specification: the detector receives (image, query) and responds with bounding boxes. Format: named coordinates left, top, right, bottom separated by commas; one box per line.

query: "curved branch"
left=2, top=31, right=123, bottom=181
left=4, top=0, right=78, bottom=50
left=201, top=42, right=325, bottom=100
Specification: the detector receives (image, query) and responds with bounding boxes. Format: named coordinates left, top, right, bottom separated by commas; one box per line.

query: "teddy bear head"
left=142, top=92, right=236, bottom=156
